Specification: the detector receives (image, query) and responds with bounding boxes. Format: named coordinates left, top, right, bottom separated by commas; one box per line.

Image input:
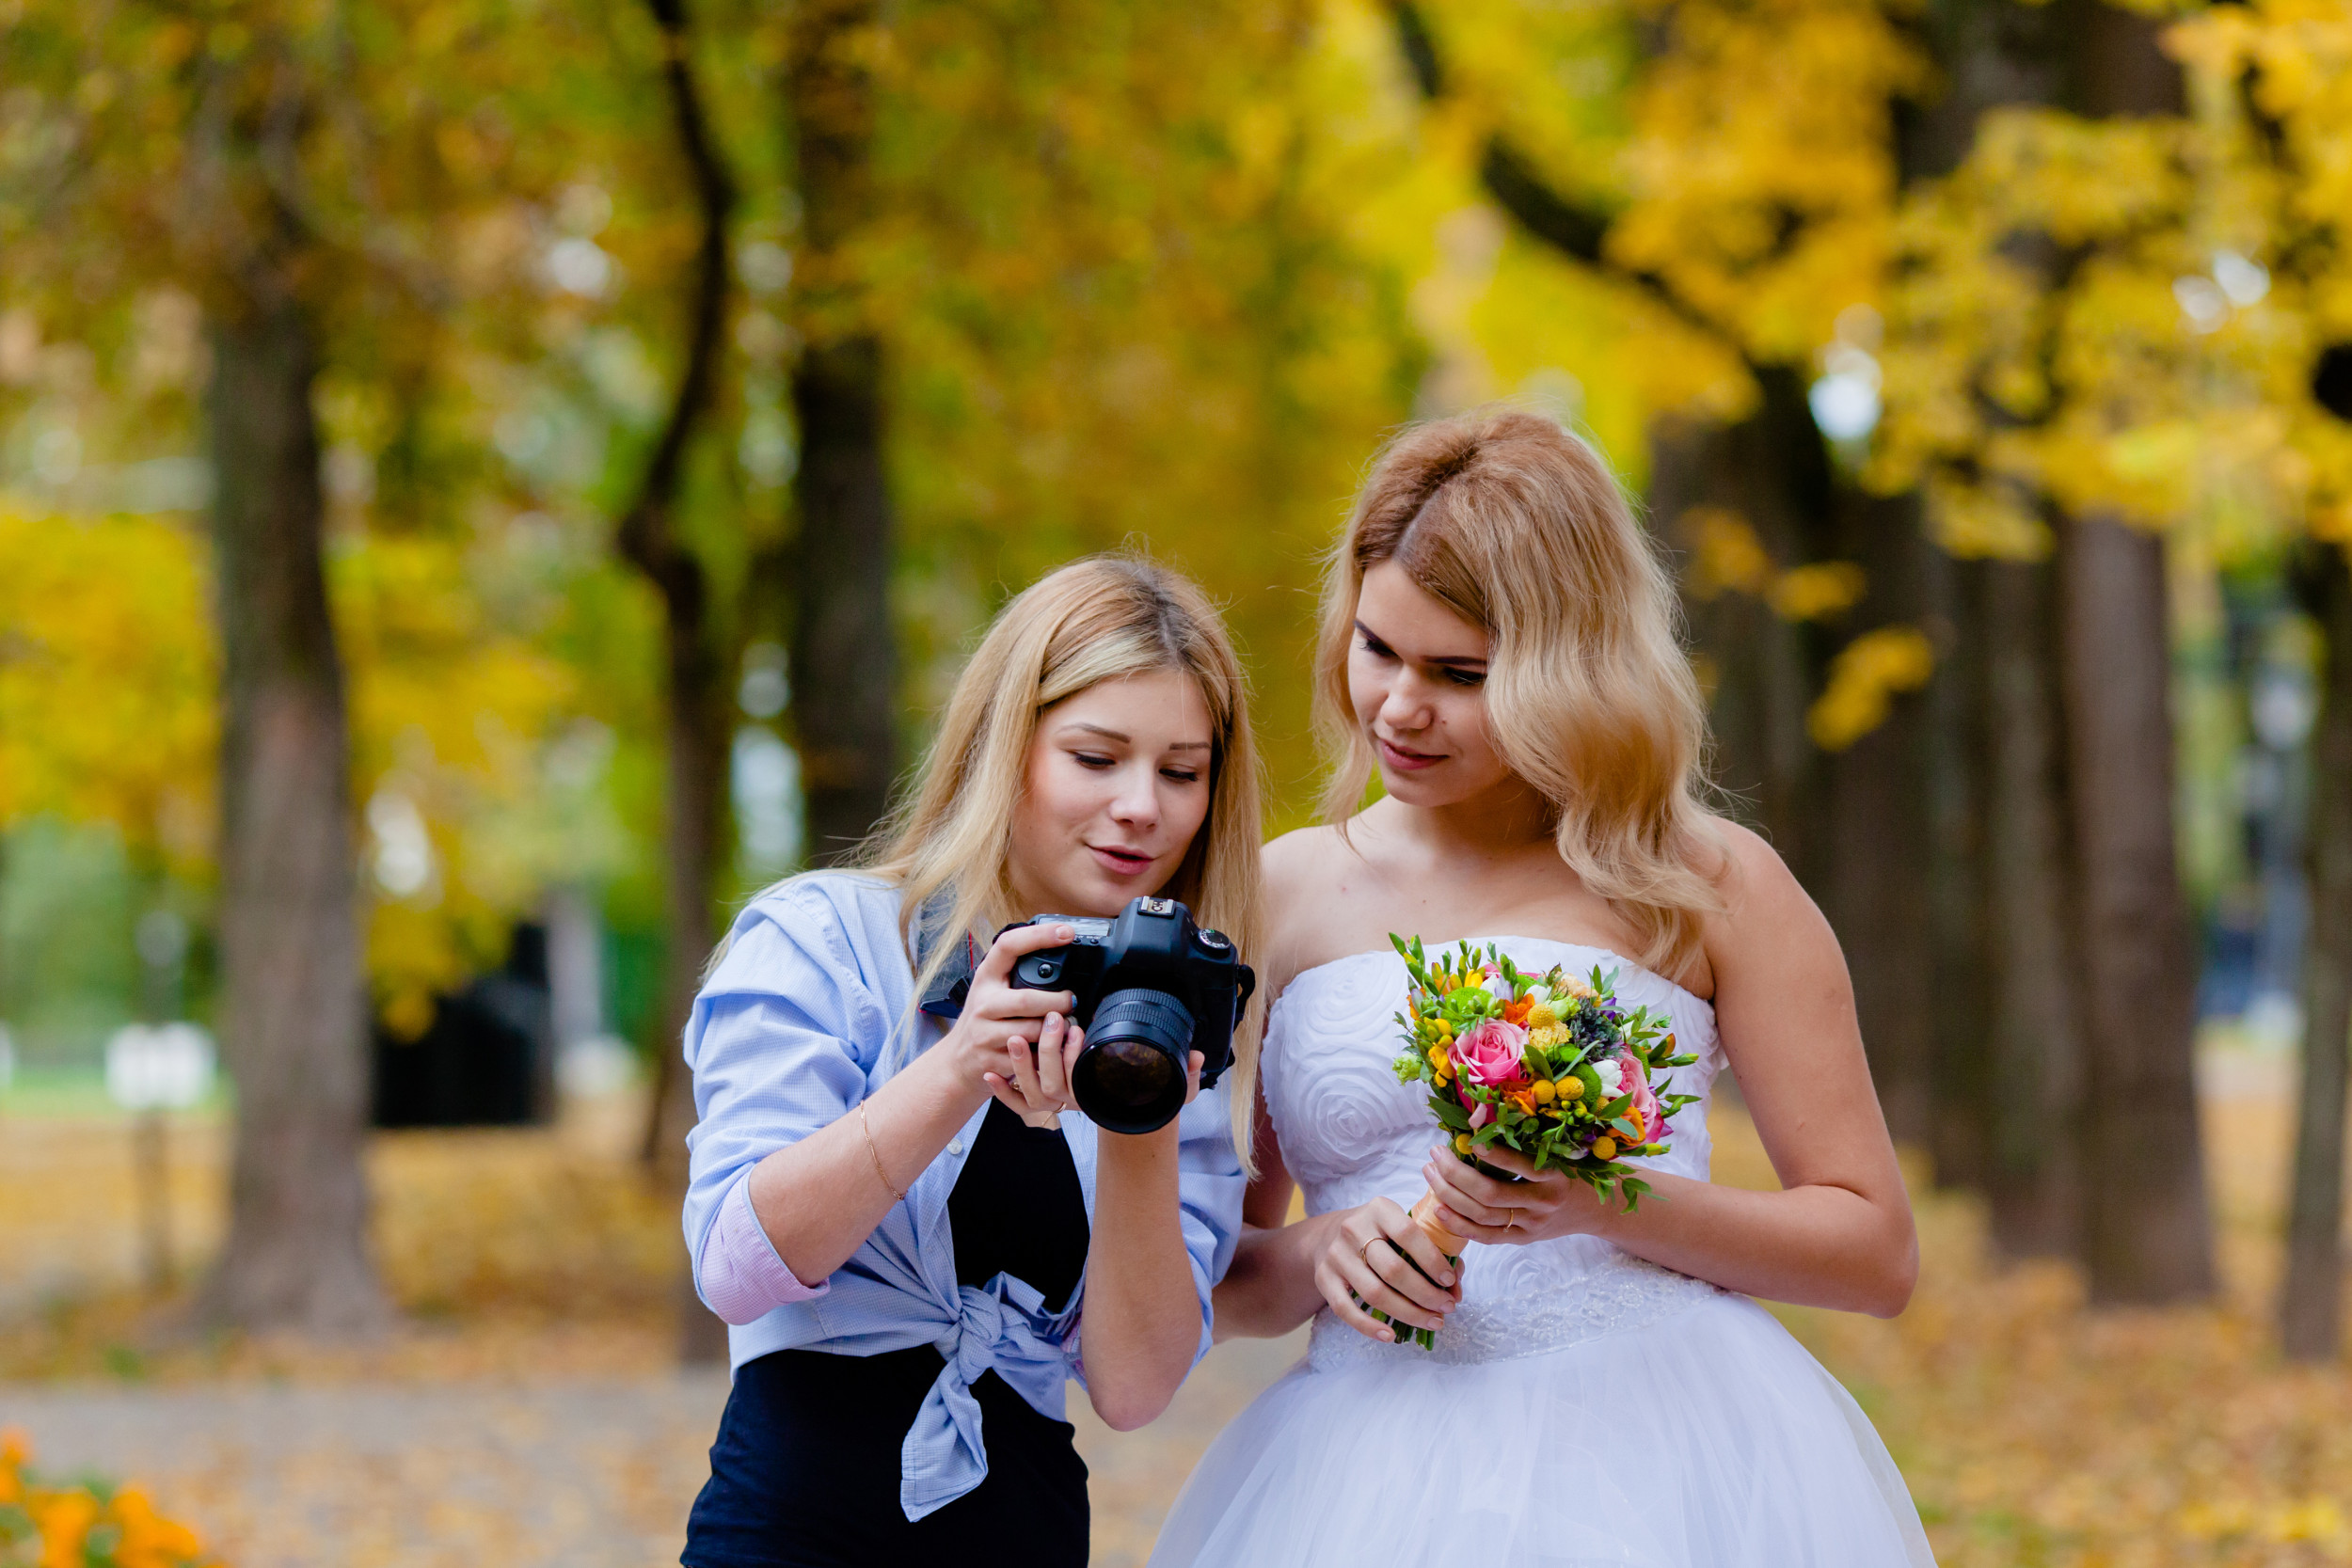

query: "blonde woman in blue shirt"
left=679, top=557, right=1263, bottom=1568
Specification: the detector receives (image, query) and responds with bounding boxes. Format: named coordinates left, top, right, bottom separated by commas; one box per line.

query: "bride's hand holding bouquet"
left=1312, top=1195, right=1464, bottom=1348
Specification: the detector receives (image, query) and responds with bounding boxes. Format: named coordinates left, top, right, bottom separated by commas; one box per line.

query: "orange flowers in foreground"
left=0, top=1431, right=214, bottom=1568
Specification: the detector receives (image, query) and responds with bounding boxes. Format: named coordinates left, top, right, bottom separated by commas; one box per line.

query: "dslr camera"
left=1005, top=896, right=1256, bottom=1134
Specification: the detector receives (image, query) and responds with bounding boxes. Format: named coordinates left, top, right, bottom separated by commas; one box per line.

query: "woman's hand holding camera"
left=946, top=923, right=1086, bottom=1128
left=941, top=922, right=1211, bottom=1132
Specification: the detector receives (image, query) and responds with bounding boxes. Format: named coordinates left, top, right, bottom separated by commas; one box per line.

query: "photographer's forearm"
left=1079, top=1126, right=1200, bottom=1432
left=745, top=1046, right=986, bottom=1287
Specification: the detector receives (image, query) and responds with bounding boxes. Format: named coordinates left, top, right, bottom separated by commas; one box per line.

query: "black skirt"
left=682, top=1344, right=1089, bottom=1568
left=682, top=1101, right=1094, bottom=1567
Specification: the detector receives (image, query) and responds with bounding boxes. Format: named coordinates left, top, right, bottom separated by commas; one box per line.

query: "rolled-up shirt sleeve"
left=682, top=892, right=897, bottom=1320
left=699, top=1161, right=829, bottom=1323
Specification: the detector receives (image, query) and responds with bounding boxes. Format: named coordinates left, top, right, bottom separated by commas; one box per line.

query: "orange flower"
left=32, top=1489, right=101, bottom=1568
left=1502, top=995, right=1534, bottom=1027
left=1507, top=1088, right=1537, bottom=1116
left=110, top=1487, right=205, bottom=1568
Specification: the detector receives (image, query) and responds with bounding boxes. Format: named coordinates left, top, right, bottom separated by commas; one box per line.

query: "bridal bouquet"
left=1361, top=934, right=1698, bottom=1348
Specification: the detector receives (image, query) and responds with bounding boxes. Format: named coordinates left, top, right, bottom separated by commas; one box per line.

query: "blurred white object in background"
left=104, top=1022, right=215, bottom=1112
left=104, top=1022, right=215, bottom=1292
left=0, top=1022, right=14, bottom=1093
left=559, top=1036, right=639, bottom=1100
left=546, top=886, right=638, bottom=1100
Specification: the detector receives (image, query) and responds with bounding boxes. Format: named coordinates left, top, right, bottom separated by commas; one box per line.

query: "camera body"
left=1006, top=896, right=1256, bottom=1134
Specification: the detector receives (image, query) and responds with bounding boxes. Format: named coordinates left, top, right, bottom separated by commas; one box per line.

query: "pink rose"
left=1452, top=1018, right=1530, bottom=1088
left=1626, top=1077, right=1666, bottom=1145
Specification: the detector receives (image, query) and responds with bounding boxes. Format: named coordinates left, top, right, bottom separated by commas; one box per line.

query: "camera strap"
left=913, top=890, right=979, bottom=1021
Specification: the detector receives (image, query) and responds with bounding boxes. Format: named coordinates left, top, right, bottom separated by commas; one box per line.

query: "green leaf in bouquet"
left=1597, top=1091, right=1633, bottom=1122
left=1431, top=1097, right=1471, bottom=1132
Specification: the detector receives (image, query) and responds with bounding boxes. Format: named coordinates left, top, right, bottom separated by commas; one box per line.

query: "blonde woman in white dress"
left=1153, top=408, right=1935, bottom=1567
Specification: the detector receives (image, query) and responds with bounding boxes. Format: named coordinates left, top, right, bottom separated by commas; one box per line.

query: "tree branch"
left=1388, top=0, right=1729, bottom=346
left=618, top=0, right=739, bottom=596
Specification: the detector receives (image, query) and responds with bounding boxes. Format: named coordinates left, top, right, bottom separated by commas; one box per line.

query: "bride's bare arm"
left=1207, top=1097, right=1321, bottom=1340
left=1422, top=824, right=1919, bottom=1318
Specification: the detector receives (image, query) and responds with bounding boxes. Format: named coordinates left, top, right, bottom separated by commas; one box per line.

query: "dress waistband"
left=1307, top=1251, right=1724, bottom=1371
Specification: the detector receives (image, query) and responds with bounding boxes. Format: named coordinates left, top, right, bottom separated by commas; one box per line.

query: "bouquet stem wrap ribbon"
left=1409, top=1191, right=1465, bottom=1257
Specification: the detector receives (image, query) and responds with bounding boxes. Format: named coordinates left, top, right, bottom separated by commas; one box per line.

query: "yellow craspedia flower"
left=1556, top=1077, right=1584, bottom=1101
left=1526, top=1003, right=1559, bottom=1030
left=1454, top=1133, right=1473, bottom=1156
left=1590, top=1136, right=1618, bottom=1161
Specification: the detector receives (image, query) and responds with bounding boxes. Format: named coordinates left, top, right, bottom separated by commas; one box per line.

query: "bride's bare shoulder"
left=1256, top=823, right=1370, bottom=997
left=1262, top=824, right=1353, bottom=927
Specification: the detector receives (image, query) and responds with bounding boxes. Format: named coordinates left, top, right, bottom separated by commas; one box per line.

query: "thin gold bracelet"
left=858, top=1101, right=906, bottom=1202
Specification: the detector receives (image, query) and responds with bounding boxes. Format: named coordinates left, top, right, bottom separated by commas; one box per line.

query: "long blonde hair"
left=1315, top=407, right=1724, bottom=975
left=866, top=555, right=1266, bottom=1165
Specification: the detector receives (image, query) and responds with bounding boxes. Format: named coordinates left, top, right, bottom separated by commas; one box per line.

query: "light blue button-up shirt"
left=681, top=871, right=1247, bottom=1521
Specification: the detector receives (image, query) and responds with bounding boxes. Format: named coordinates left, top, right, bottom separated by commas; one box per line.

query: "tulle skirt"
left=1151, top=1291, right=1934, bottom=1567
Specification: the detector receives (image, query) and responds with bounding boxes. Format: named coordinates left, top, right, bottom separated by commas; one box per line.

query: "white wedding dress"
left=1151, top=938, right=1935, bottom=1567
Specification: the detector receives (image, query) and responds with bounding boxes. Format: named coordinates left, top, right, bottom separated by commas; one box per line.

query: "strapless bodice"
left=1261, top=937, right=1728, bottom=1367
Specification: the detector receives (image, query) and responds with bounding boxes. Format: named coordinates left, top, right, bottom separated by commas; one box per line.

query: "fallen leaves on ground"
left=5, top=1072, right=2351, bottom=1565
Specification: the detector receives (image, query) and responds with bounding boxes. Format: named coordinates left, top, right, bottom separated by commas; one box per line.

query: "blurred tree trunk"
left=1651, top=368, right=1838, bottom=887
left=1978, top=554, right=2085, bottom=1254
left=196, top=258, right=389, bottom=1336
left=1825, top=493, right=1937, bottom=1146
left=616, top=0, right=739, bottom=1365
left=2280, top=528, right=2352, bottom=1360
left=787, top=0, right=898, bottom=866
left=1898, top=0, right=2063, bottom=1204
left=1924, top=554, right=1992, bottom=1186
left=2058, top=512, right=2213, bottom=1302
left=625, top=0, right=738, bottom=1177
left=2051, top=3, right=2213, bottom=1307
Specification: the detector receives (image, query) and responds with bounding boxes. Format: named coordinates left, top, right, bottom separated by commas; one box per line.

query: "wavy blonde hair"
left=863, top=555, right=1266, bottom=1165
left=1315, top=407, right=1724, bottom=976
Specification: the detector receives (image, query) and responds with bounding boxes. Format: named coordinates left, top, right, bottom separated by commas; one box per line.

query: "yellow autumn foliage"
left=1808, top=626, right=1936, bottom=752
left=0, top=501, right=595, bottom=1025
left=0, top=504, right=216, bottom=874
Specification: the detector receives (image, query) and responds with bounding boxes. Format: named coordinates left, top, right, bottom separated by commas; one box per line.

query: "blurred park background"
left=5, top=0, right=2352, bottom=1561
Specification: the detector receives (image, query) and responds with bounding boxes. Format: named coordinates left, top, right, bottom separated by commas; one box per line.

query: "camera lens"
left=1072, top=988, right=1194, bottom=1134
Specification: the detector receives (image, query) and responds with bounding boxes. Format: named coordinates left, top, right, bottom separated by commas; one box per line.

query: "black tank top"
left=946, top=1099, right=1089, bottom=1308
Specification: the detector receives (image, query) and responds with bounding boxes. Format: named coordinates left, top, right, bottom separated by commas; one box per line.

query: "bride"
left=1152, top=408, right=1935, bottom=1566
